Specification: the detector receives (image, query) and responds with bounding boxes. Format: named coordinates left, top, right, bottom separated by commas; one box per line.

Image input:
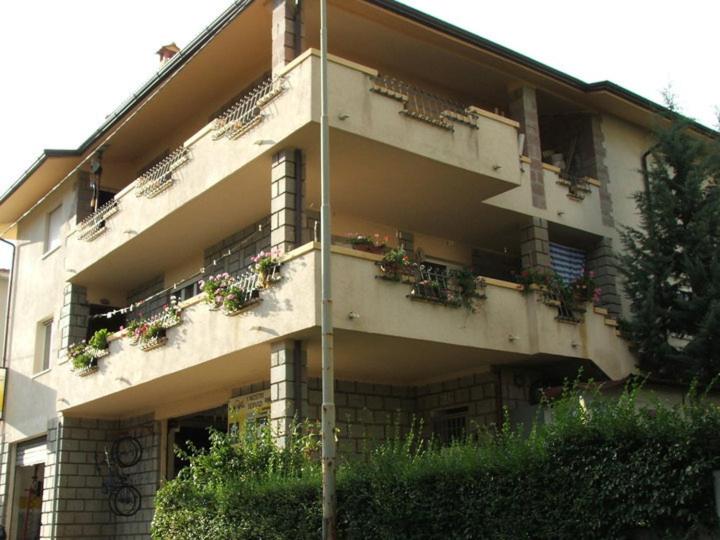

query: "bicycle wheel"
left=109, top=485, right=142, bottom=517
left=111, top=436, right=142, bottom=468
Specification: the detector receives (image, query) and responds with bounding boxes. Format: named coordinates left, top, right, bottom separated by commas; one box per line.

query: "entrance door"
left=12, top=438, right=46, bottom=540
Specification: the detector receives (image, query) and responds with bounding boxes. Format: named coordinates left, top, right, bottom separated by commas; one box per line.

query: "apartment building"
left=0, top=0, right=709, bottom=537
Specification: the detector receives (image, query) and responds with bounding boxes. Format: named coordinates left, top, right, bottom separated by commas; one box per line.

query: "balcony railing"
left=77, top=198, right=119, bottom=241
left=134, top=146, right=191, bottom=198
left=212, top=77, right=286, bottom=140
left=370, top=74, right=479, bottom=131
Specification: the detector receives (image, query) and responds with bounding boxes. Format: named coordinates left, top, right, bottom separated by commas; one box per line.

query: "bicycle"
left=94, top=446, right=142, bottom=517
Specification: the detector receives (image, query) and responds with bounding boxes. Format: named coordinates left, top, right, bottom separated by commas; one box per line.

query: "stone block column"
left=271, top=0, right=303, bottom=76
left=509, top=85, right=546, bottom=209
left=587, top=237, right=621, bottom=317
left=520, top=217, right=552, bottom=272
left=271, top=149, right=304, bottom=254
left=270, top=341, right=307, bottom=447
left=590, top=116, right=615, bottom=227
left=59, top=284, right=88, bottom=359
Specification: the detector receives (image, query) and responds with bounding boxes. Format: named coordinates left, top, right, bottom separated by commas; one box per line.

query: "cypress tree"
left=620, top=115, right=720, bottom=382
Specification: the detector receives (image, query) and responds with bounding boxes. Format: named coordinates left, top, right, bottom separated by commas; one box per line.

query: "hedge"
left=152, top=385, right=720, bottom=539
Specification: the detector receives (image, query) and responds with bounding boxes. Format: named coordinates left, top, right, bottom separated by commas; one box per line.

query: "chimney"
left=156, top=43, right=180, bottom=66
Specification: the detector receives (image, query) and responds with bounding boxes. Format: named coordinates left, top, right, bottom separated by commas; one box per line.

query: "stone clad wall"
left=44, top=415, right=159, bottom=540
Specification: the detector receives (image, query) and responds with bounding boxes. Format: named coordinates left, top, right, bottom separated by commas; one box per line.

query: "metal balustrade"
left=409, top=264, right=451, bottom=303
left=212, top=77, right=286, bottom=140
left=77, top=198, right=119, bottom=241
left=370, top=74, right=479, bottom=131
left=134, top=146, right=191, bottom=198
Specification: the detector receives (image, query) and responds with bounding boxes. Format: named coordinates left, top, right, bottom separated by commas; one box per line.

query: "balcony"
left=65, top=50, right=523, bottom=291
left=58, top=243, right=634, bottom=418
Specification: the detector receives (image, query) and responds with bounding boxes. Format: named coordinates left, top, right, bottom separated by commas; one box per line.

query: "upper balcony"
left=56, top=243, right=634, bottom=418
left=64, top=50, right=522, bottom=291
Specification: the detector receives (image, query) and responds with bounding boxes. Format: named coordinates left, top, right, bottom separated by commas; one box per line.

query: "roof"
left=1, top=0, right=715, bottom=224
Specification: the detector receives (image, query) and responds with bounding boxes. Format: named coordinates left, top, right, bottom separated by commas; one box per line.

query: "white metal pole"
left=320, top=0, right=336, bottom=538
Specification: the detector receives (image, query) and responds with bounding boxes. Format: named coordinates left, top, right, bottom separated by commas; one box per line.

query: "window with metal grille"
left=432, top=406, right=468, bottom=444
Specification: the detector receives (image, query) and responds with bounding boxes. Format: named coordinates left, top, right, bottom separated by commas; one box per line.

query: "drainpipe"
left=0, top=238, right=15, bottom=371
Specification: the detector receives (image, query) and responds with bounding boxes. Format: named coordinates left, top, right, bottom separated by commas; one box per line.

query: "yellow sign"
left=0, top=367, right=6, bottom=420
left=228, top=390, right=271, bottom=437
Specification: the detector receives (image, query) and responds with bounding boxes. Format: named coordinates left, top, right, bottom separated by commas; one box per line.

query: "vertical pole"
left=320, top=0, right=336, bottom=538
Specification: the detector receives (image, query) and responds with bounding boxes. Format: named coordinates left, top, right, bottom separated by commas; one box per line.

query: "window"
left=45, top=205, right=63, bottom=253
left=432, top=406, right=468, bottom=444
left=549, top=242, right=586, bottom=284
left=170, top=277, right=202, bottom=302
left=37, top=319, right=53, bottom=373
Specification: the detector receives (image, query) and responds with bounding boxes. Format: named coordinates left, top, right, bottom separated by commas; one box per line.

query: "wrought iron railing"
left=212, top=77, right=286, bottom=140
left=77, top=198, right=119, bottom=241
left=540, top=283, right=582, bottom=323
left=134, top=147, right=191, bottom=198
left=409, top=265, right=451, bottom=304
left=370, top=74, right=478, bottom=131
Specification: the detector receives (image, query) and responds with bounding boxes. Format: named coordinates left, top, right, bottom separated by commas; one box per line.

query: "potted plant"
left=87, top=328, right=110, bottom=358
left=251, top=248, right=282, bottom=288
left=123, top=318, right=144, bottom=345
left=200, top=273, right=235, bottom=310
left=222, top=282, right=261, bottom=316
left=68, top=341, right=98, bottom=377
left=377, top=247, right=413, bottom=281
left=446, top=268, right=487, bottom=311
left=160, top=296, right=182, bottom=328
left=347, top=233, right=388, bottom=254
left=140, top=320, right=167, bottom=351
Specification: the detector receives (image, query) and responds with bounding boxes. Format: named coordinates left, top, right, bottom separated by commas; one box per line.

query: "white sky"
left=0, top=0, right=717, bottom=265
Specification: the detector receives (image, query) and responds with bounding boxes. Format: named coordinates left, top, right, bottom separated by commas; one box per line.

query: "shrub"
left=88, top=328, right=110, bottom=350
left=152, top=385, right=720, bottom=539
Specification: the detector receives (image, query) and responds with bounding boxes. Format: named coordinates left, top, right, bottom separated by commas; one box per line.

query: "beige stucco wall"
left=4, top=181, right=77, bottom=443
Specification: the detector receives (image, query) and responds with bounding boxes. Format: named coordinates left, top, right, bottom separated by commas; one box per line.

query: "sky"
left=0, top=0, right=718, bottom=265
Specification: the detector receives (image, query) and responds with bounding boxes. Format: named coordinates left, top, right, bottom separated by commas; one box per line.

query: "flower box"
left=223, top=298, right=263, bottom=317
left=351, top=244, right=386, bottom=255
left=160, top=316, right=182, bottom=329
left=87, top=346, right=109, bottom=359
left=77, top=364, right=99, bottom=377
left=141, top=335, right=168, bottom=351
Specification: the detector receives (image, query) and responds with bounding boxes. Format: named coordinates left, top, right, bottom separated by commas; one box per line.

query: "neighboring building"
left=0, top=1, right=712, bottom=538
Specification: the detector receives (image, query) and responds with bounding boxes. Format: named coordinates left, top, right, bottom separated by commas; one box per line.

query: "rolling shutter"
left=549, top=242, right=586, bottom=283
left=16, top=438, right=47, bottom=467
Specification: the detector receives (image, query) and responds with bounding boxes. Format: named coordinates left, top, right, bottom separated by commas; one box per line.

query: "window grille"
left=432, top=406, right=468, bottom=444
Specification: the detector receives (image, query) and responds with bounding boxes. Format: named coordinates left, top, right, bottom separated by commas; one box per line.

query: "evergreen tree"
left=620, top=115, right=720, bottom=382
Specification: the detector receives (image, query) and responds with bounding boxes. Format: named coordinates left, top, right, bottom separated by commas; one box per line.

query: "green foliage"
left=88, top=328, right=110, bottom=350
left=152, top=387, right=720, bottom=539
left=71, top=352, right=94, bottom=370
left=620, top=115, right=720, bottom=382
left=446, top=268, right=486, bottom=311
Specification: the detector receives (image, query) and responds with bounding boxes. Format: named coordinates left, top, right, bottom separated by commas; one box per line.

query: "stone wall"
left=203, top=216, right=270, bottom=279
left=113, top=415, right=161, bottom=540
left=127, top=275, right=165, bottom=322
left=0, top=434, right=9, bottom=534
left=59, top=284, right=89, bottom=359
left=42, top=415, right=159, bottom=539
left=307, top=379, right=416, bottom=458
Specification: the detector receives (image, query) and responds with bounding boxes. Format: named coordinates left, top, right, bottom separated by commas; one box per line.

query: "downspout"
left=0, top=237, right=15, bottom=371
